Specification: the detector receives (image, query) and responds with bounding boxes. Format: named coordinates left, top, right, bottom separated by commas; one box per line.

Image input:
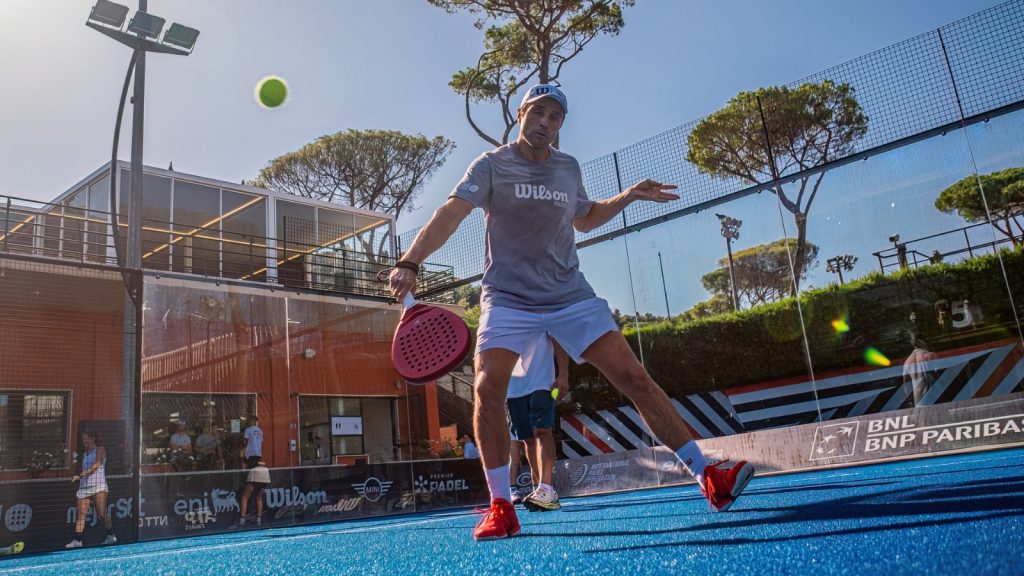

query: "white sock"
left=537, top=482, right=552, bottom=492
left=676, top=441, right=708, bottom=486
left=485, top=464, right=512, bottom=502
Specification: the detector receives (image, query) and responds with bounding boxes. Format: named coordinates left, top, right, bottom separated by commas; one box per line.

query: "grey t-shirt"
left=451, top=143, right=596, bottom=311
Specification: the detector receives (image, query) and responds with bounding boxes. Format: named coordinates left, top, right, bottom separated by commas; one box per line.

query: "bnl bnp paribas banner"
left=139, top=460, right=488, bottom=540
left=555, top=392, right=1024, bottom=498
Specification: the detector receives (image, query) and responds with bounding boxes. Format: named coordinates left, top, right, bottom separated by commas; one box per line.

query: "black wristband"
left=394, top=260, right=420, bottom=274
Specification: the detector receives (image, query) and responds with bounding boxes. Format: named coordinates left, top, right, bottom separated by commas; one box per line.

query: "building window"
left=299, top=396, right=365, bottom=464
left=0, top=391, right=70, bottom=472
left=141, top=392, right=255, bottom=471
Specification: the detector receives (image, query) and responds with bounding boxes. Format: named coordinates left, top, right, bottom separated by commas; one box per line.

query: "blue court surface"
left=2, top=448, right=1021, bottom=576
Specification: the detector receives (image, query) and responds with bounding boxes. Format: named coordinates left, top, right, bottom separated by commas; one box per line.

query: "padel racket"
left=391, top=292, right=471, bottom=384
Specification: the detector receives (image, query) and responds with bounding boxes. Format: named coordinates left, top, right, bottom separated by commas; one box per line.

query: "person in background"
left=194, top=422, right=221, bottom=470
left=238, top=461, right=270, bottom=527
left=168, top=420, right=192, bottom=451
left=462, top=435, right=480, bottom=459
left=168, top=420, right=194, bottom=472
left=66, top=430, right=117, bottom=548
left=242, top=415, right=264, bottom=469
left=903, top=332, right=938, bottom=406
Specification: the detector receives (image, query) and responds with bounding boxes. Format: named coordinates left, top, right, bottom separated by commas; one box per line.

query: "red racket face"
left=392, top=304, right=471, bottom=384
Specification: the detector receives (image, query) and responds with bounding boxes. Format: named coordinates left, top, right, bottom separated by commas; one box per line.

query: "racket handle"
left=402, top=292, right=416, bottom=309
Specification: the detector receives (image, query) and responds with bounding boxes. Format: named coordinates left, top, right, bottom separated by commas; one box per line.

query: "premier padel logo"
left=352, top=477, right=393, bottom=502
left=413, top=472, right=470, bottom=494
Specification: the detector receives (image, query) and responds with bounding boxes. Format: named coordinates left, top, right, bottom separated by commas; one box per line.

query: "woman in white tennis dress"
left=65, top=430, right=117, bottom=549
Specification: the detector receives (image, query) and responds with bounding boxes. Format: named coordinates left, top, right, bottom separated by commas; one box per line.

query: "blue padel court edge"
left=2, top=447, right=1022, bottom=575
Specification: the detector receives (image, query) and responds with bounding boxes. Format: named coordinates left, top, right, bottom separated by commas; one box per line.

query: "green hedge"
left=568, top=247, right=1024, bottom=410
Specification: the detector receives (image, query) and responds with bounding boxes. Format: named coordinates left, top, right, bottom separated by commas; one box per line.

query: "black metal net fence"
left=399, top=0, right=1024, bottom=293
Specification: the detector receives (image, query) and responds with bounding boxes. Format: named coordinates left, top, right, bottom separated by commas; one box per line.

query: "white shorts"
left=477, top=297, right=619, bottom=375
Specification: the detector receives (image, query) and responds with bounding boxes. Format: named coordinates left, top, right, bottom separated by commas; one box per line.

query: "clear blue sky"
left=4, top=0, right=1019, bottom=317
left=0, top=0, right=1006, bottom=233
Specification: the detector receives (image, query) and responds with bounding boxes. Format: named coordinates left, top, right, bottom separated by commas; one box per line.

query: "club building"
left=0, top=161, right=457, bottom=480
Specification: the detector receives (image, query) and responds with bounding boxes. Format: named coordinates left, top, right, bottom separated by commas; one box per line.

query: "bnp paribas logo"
left=352, top=477, right=393, bottom=503
left=809, top=422, right=859, bottom=461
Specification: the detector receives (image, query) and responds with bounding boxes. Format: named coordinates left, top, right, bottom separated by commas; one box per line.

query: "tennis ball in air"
left=551, top=387, right=560, bottom=400
left=255, top=76, right=288, bottom=108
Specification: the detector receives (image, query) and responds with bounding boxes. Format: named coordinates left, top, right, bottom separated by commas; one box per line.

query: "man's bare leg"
left=534, top=427, right=555, bottom=485
left=524, top=437, right=540, bottom=486
left=474, top=348, right=519, bottom=498
left=472, top=347, right=525, bottom=540
left=509, top=440, right=522, bottom=486
left=581, top=330, right=755, bottom=510
left=581, top=331, right=692, bottom=450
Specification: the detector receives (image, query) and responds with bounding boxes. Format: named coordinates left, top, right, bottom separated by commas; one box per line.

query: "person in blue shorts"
left=388, top=84, right=755, bottom=541
left=506, top=335, right=567, bottom=511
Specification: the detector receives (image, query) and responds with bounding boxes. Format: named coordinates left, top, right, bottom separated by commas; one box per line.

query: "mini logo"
left=569, top=464, right=589, bottom=486
left=809, top=422, right=859, bottom=461
left=4, top=504, right=32, bottom=532
left=352, top=477, right=393, bottom=503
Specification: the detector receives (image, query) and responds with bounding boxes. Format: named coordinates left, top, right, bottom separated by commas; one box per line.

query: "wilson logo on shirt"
left=514, top=183, right=568, bottom=207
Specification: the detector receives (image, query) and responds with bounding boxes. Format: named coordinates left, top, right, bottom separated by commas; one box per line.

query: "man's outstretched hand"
left=627, top=179, right=679, bottom=203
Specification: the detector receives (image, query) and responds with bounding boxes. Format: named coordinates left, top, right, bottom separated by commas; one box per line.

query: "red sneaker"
left=473, top=498, right=521, bottom=540
left=701, top=459, right=754, bottom=512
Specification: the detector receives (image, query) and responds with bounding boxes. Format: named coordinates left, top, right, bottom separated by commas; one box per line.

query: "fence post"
left=3, top=197, right=10, bottom=254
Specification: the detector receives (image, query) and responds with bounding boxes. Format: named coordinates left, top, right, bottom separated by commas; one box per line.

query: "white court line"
left=0, top=513, right=470, bottom=574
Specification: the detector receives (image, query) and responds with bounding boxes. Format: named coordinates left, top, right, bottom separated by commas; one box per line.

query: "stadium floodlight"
left=88, top=0, right=130, bottom=29
left=826, top=254, right=858, bottom=285
left=163, top=23, right=200, bottom=52
left=126, top=10, right=165, bottom=39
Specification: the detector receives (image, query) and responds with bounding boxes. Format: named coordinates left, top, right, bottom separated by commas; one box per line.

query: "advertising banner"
left=139, top=463, right=418, bottom=539
left=555, top=391, right=1024, bottom=500
left=552, top=448, right=660, bottom=498
left=0, top=477, right=133, bottom=556
left=697, top=391, right=1024, bottom=474
left=138, top=460, right=484, bottom=541
left=409, top=459, right=489, bottom=512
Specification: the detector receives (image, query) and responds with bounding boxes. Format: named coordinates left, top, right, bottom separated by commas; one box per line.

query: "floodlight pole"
left=724, top=234, right=738, bottom=311
left=127, top=0, right=146, bottom=274
left=129, top=2, right=146, bottom=546
left=86, top=0, right=197, bottom=544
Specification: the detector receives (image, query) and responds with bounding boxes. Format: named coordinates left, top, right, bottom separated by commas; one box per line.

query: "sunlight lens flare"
left=831, top=317, right=850, bottom=334
left=863, top=347, right=891, bottom=367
